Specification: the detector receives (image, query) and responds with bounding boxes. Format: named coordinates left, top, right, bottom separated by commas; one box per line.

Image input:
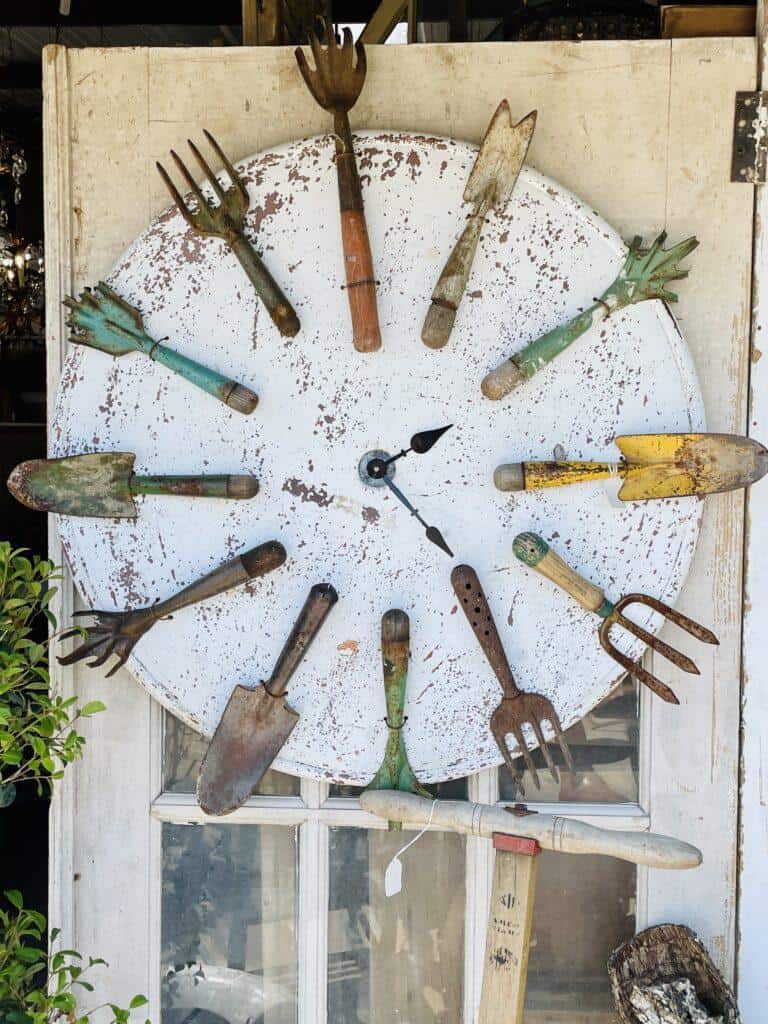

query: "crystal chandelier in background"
left=0, top=234, right=44, bottom=339
left=0, top=132, right=28, bottom=228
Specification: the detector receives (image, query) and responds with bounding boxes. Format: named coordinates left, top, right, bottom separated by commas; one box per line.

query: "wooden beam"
left=242, top=0, right=282, bottom=44
left=359, top=0, right=408, bottom=44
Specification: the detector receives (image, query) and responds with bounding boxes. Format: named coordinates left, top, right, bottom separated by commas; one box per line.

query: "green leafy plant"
left=0, top=889, right=148, bottom=1024
left=0, top=542, right=105, bottom=808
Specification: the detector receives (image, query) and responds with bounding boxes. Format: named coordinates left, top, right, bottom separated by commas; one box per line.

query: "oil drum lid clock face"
left=52, top=131, right=704, bottom=784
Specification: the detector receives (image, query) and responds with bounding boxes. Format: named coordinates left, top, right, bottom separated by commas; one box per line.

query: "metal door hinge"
left=732, top=91, right=768, bottom=183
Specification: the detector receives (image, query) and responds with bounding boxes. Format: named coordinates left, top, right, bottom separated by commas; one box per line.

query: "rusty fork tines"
left=295, top=21, right=382, bottom=353
left=512, top=532, right=719, bottom=705
left=451, top=564, right=574, bottom=795
left=156, top=130, right=300, bottom=338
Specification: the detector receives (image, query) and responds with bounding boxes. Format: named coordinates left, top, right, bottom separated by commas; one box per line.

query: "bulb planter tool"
left=364, top=609, right=430, bottom=830
left=295, top=21, right=381, bottom=353
left=482, top=231, right=698, bottom=401
left=451, top=564, right=573, bottom=794
left=64, top=283, right=259, bottom=415
left=494, top=433, right=768, bottom=501
left=512, top=532, right=719, bottom=704
left=422, top=102, right=536, bottom=349
left=360, top=791, right=702, bottom=1024
left=57, top=540, right=286, bottom=677
left=156, top=130, right=299, bottom=338
left=197, top=583, right=338, bottom=816
left=7, top=452, right=259, bottom=519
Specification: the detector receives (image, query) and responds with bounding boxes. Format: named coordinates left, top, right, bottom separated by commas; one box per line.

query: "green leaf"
left=0, top=782, right=16, bottom=808
left=4, top=890, right=22, bottom=909
left=129, top=995, right=148, bottom=1009
left=80, top=702, right=106, bottom=717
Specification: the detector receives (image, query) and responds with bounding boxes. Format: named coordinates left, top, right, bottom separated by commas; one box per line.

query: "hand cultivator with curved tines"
left=157, top=130, right=300, bottom=338
left=58, top=541, right=286, bottom=677
left=451, top=564, right=573, bottom=795
left=295, top=21, right=381, bottom=352
left=513, top=532, right=719, bottom=704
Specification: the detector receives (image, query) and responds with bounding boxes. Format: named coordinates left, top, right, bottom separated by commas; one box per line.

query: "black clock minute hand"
left=382, top=476, right=454, bottom=558
left=383, top=424, right=453, bottom=469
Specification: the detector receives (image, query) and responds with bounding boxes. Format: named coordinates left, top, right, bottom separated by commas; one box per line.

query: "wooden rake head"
left=156, top=130, right=249, bottom=239
left=599, top=593, right=719, bottom=705
left=295, top=21, right=367, bottom=113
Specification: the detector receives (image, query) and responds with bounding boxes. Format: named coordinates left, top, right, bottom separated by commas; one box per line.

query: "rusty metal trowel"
left=421, top=101, right=536, bottom=349
left=197, top=583, right=338, bottom=815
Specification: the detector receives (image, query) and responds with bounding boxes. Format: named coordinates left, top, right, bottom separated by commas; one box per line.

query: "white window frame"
left=42, top=37, right=753, bottom=1024
left=151, top=697, right=652, bottom=1024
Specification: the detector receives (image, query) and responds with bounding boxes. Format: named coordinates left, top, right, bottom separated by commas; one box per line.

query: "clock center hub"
left=358, top=449, right=395, bottom=488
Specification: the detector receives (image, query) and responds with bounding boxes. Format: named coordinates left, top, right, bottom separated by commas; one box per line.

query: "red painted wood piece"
left=492, top=833, right=541, bottom=857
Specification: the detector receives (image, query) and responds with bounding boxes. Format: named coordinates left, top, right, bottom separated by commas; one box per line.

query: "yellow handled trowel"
left=494, top=433, right=768, bottom=501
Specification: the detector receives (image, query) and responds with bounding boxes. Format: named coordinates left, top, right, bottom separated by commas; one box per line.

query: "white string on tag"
left=383, top=798, right=439, bottom=898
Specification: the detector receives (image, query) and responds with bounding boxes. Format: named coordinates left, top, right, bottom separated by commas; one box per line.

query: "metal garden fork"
left=451, top=564, right=574, bottom=794
left=295, top=21, right=381, bottom=352
left=157, top=130, right=300, bottom=338
left=513, top=532, right=719, bottom=705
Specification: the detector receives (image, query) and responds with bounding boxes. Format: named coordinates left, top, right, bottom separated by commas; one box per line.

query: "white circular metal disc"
left=52, top=131, right=704, bottom=784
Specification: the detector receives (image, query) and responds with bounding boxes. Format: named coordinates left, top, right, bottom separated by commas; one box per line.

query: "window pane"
left=328, top=828, right=465, bottom=1022
left=161, top=823, right=297, bottom=1024
left=499, top=679, right=639, bottom=803
left=163, top=712, right=299, bottom=796
left=329, top=776, right=469, bottom=799
left=526, top=851, right=635, bottom=1022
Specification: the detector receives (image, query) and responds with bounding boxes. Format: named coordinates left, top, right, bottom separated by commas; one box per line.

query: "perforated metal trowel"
left=421, top=101, right=536, bottom=349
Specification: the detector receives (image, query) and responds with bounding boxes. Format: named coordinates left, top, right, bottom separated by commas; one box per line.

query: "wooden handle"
left=451, top=564, right=519, bottom=697
left=341, top=209, right=382, bottom=352
left=380, top=609, right=410, bottom=728
left=359, top=792, right=703, bottom=870
left=148, top=343, right=259, bottom=414
left=480, top=846, right=537, bottom=1024
left=265, top=583, right=338, bottom=698
left=131, top=475, right=259, bottom=499
left=512, top=532, right=608, bottom=615
left=493, top=462, right=614, bottom=492
left=153, top=541, right=286, bottom=619
left=422, top=200, right=488, bottom=349
left=230, top=234, right=300, bottom=338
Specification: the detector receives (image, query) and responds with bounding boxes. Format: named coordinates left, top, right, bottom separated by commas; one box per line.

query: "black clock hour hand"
left=382, top=476, right=454, bottom=558
left=383, top=424, right=453, bottom=469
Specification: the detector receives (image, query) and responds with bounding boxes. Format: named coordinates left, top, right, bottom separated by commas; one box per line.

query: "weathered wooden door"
left=44, top=38, right=755, bottom=1023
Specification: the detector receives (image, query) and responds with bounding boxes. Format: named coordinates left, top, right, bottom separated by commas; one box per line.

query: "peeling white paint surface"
left=51, top=131, right=704, bottom=783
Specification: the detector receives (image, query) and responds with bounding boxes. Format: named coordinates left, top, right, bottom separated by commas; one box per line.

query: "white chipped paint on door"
left=51, top=132, right=704, bottom=784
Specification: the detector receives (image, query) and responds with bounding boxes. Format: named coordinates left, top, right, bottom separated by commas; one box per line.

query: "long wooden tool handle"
left=152, top=540, right=286, bottom=619
left=512, top=532, right=610, bottom=615
left=422, top=195, right=490, bottom=350
left=266, top=583, right=338, bottom=698
left=334, top=111, right=381, bottom=353
left=147, top=340, right=259, bottom=415
left=480, top=842, right=538, bottom=1024
left=131, top=475, right=259, bottom=499
left=229, top=234, right=300, bottom=338
left=359, top=792, right=703, bottom=869
left=451, top=564, right=520, bottom=697
left=493, top=461, right=615, bottom=492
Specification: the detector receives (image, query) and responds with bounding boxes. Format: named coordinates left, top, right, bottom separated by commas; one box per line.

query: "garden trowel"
left=7, top=452, right=259, bottom=518
left=422, top=101, right=536, bottom=348
left=494, top=433, right=768, bottom=501
left=197, top=582, right=338, bottom=816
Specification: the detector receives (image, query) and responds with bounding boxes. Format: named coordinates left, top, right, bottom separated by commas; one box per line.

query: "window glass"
left=328, top=828, right=465, bottom=1022
left=329, top=776, right=469, bottom=799
left=499, top=679, right=639, bottom=803
left=526, top=852, right=636, bottom=1021
left=161, top=823, right=298, bottom=1024
left=163, top=712, right=300, bottom=797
